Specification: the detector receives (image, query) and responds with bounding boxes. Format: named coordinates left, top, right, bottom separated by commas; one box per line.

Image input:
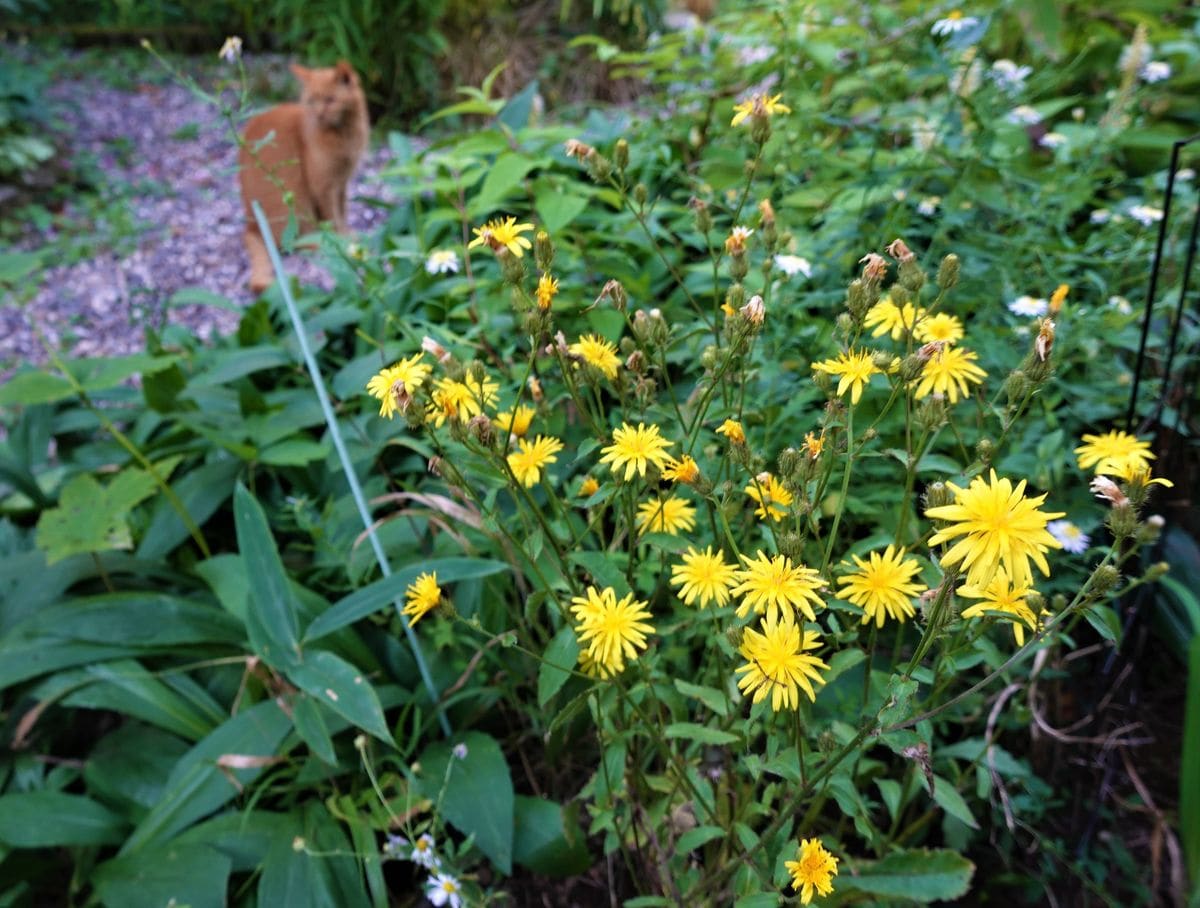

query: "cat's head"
left=290, top=61, right=364, bottom=130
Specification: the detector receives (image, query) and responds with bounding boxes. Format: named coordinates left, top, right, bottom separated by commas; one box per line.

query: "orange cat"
left=238, top=60, right=369, bottom=292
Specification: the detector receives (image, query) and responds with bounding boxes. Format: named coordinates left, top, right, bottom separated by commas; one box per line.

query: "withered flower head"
left=886, top=238, right=915, bottom=264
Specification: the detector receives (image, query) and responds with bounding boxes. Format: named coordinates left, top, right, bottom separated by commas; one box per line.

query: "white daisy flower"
left=931, top=11, right=979, bottom=36
left=1108, top=295, right=1133, bottom=315
left=425, top=250, right=461, bottom=275
left=1128, top=204, right=1164, bottom=226
left=1006, top=105, right=1041, bottom=126
left=426, top=873, right=464, bottom=908
left=1047, top=520, right=1090, bottom=554
left=1090, top=208, right=1112, bottom=225
left=1039, top=132, right=1067, bottom=149
left=1140, top=61, right=1171, bottom=83
left=917, top=196, right=941, bottom=216
left=218, top=36, right=242, bottom=64
left=990, top=59, right=1031, bottom=92
left=1008, top=295, right=1048, bottom=317
left=773, top=254, right=812, bottom=278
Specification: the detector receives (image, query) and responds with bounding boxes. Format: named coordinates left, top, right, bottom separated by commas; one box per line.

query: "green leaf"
left=36, top=468, right=159, bottom=563
left=84, top=723, right=191, bottom=817
left=0, top=792, right=126, bottom=847
left=93, top=844, right=231, bottom=908
left=840, top=849, right=975, bottom=902
left=1083, top=603, right=1122, bottom=645
left=292, top=695, right=338, bottom=764
left=258, top=806, right=370, bottom=908
left=673, top=679, right=729, bottom=718
left=286, top=650, right=391, bottom=743
left=189, top=346, right=292, bottom=387
left=0, top=370, right=73, bottom=406
left=1182, top=633, right=1200, bottom=884
left=513, top=795, right=591, bottom=877
left=663, top=723, right=740, bottom=746
left=137, top=458, right=241, bottom=560
left=537, top=626, right=579, bottom=706
left=535, top=185, right=590, bottom=234
left=234, top=483, right=301, bottom=668
left=303, top=558, right=508, bottom=642
left=931, top=775, right=979, bottom=829
left=417, top=731, right=514, bottom=874
left=879, top=675, right=919, bottom=728
left=471, top=152, right=536, bottom=215
left=676, top=825, right=725, bottom=853
left=259, top=438, right=331, bottom=466
left=568, top=550, right=630, bottom=596
left=62, top=659, right=219, bottom=741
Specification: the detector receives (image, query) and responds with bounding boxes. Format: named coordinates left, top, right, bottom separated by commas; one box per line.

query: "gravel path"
left=1, top=69, right=399, bottom=369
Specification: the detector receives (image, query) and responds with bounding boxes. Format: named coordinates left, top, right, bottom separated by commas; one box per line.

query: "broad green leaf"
left=257, top=804, right=369, bottom=908
left=535, top=185, right=590, bottom=234
left=471, top=152, right=536, bottom=214
left=676, top=825, right=725, bottom=853
left=664, top=723, right=740, bottom=746
left=839, top=849, right=975, bottom=902
left=173, top=810, right=293, bottom=873
left=137, top=458, right=241, bottom=560
left=931, top=775, right=979, bottom=829
left=292, top=695, right=338, bottom=764
left=286, top=650, right=391, bottom=743
left=0, top=370, right=74, bottom=406
left=62, top=659, right=219, bottom=741
left=84, top=723, right=191, bottom=817
left=537, top=626, right=579, bottom=706
left=36, top=468, right=159, bottom=563
left=303, top=558, right=508, bottom=642
left=0, top=792, right=126, bottom=847
left=93, top=844, right=231, bottom=908
left=513, top=795, right=591, bottom=877
left=188, top=346, right=292, bottom=387
left=259, top=438, right=330, bottom=466
left=234, top=483, right=301, bottom=667
left=417, top=731, right=514, bottom=873
left=568, top=551, right=630, bottom=596
left=674, top=679, right=729, bottom=718
left=73, top=353, right=180, bottom=393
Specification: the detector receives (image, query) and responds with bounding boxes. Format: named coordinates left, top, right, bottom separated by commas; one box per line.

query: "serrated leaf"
left=36, top=467, right=159, bottom=564
left=538, top=626, right=579, bottom=706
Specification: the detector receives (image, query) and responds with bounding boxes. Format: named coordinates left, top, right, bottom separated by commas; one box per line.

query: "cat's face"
left=290, top=61, right=363, bottom=130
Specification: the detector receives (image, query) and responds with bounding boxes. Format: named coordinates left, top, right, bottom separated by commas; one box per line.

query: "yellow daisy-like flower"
left=467, top=216, right=534, bottom=257
left=578, top=476, right=600, bottom=498
left=599, top=422, right=674, bottom=481
left=958, top=567, right=1039, bottom=646
left=635, top=495, right=697, bottom=535
left=926, top=469, right=1065, bottom=589
left=744, top=472, right=793, bottom=522
left=536, top=273, right=559, bottom=310
left=812, top=349, right=880, bottom=405
left=570, top=585, right=655, bottom=677
left=837, top=545, right=924, bottom=627
left=802, top=431, right=824, bottom=459
left=365, top=354, right=431, bottom=419
left=785, top=838, right=839, bottom=905
left=735, top=611, right=828, bottom=710
left=1105, top=462, right=1174, bottom=490
left=1074, top=429, right=1155, bottom=476
left=1049, top=283, right=1069, bottom=313
left=403, top=572, right=441, bottom=626
left=670, top=546, right=738, bottom=608
left=731, top=92, right=791, bottom=126
left=912, top=346, right=986, bottom=403
left=507, top=435, right=564, bottom=487
left=494, top=405, right=535, bottom=438
left=569, top=334, right=621, bottom=380
left=724, top=225, right=754, bottom=254
left=662, top=455, right=700, bottom=485
left=716, top=419, right=746, bottom=445
left=914, top=312, right=965, bottom=345
left=864, top=296, right=924, bottom=341
left=427, top=375, right=500, bottom=426
left=732, top=551, right=825, bottom=623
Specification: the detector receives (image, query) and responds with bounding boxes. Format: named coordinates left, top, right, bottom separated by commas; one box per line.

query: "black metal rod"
left=1152, top=191, right=1200, bottom=430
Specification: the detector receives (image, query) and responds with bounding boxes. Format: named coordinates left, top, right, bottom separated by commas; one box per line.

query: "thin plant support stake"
left=251, top=201, right=451, bottom=737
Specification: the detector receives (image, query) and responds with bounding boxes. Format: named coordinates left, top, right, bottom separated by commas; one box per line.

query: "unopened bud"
left=924, top=481, right=954, bottom=510
left=614, top=138, right=629, bottom=170
left=899, top=353, right=928, bottom=382
left=975, top=438, right=994, bottom=465
left=700, top=345, right=719, bottom=370
left=689, top=197, right=713, bottom=234
left=1145, top=561, right=1170, bottom=582
left=899, top=258, right=926, bottom=294
left=468, top=413, right=493, bottom=446
left=499, top=248, right=525, bottom=285
left=777, top=531, right=804, bottom=560
left=778, top=447, right=801, bottom=479
left=871, top=350, right=895, bottom=370
left=817, top=731, right=838, bottom=756
left=835, top=312, right=853, bottom=339
left=758, top=198, right=776, bottom=227
left=586, top=151, right=613, bottom=182
left=937, top=254, right=960, bottom=290
left=1106, top=503, right=1139, bottom=540
left=535, top=230, right=554, bottom=272
left=634, top=183, right=648, bottom=206
left=1004, top=370, right=1030, bottom=405
left=914, top=396, right=947, bottom=430
left=725, top=625, right=744, bottom=650
left=725, top=283, right=746, bottom=311
left=1085, top=564, right=1121, bottom=596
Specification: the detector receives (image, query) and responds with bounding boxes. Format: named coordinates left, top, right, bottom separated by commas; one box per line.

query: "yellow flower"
left=926, top=469, right=1065, bottom=588
left=1106, top=462, right=1174, bottom=489
left=365, top=354, right=431, bottom=419
left=1049, top=283, right=1069, bottom=314
left=427, top=374, right=499, bottom=426
left=569, top=334, right=621, bottom=380
left=507, top=435, right=563, bottom=487
left=864, top=296, right=924, bottom=340
left=745, top=472, right=793, bottom=522
left=1074, top=429, right=1154, bottom=475
left=662, top=455, right=700, bottom=485
left=724, top=225, right=754, bottom=254
left=731, top=92, right=791, bottom=126
left=958, top=568, right=1039, bottom=645
left=735, top=611, right=828, bottom=710
left=403, top=572, right=441, bottom=626
left=493, top=405, right=535, bottom=438
left=536, top=273, right=559, bottom=310
left=670, top=546, right=738, bottom=608
left=837, top=545, right=923, bottom=627
left=716, top=419, right=746, bottom=445
left=912, top=346, right=986, bottom=403
left=914, top=312, right=965, bottom=345
left=579, top=476, right=600, bottom=498
left=570, top=585, right=655, bottom=677
left=635, top=495, right=697, bottom=535
left=803, top=431, right=824, bottom=459
left=599, top=422, right=674, bottom=481
left=812, top=349, right=880, bottom=405
left=467, top=216, right=534, bottom=257
left=785, top=838, right=839, bottom=905
left=732, top=551, right=825, bottom=623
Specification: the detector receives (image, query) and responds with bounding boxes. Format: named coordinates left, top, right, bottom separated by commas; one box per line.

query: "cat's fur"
left=238, top=60, right=369, bottom=292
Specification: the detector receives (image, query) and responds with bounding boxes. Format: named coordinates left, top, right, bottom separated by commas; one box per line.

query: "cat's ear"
left=289, top=63, right=311, bottom=84
left=334, top=59, right=355, bottom=85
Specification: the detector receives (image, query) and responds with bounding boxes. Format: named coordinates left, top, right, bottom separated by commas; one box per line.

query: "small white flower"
left=425, top=250, right=461, bottom=275
left=382, top=834, right=405, bottom=857
left=1047, top=519, right=1090, bottom=554
left=931, top=12, right=979, bottom=36
left=218, top=36, right=242, bottom=64
left=737, top=45, right=774, bottom=66
left=917, top=196, right=941, bottom=216
left=1108, top=295, right=1133, bottom=315
left=452, top=742, right=469, bottom=760
left=989, top=58, right=1031, bottom=92
left=1039, top=131, right=1068, bottom=149
left=1176, top=168, right=1195, bottom=182
left=1008, top=295, right=1048, bottom=317
left=1128, top=204, right=1164, bottom=227
left=1140, top=60, right=1171, bottom=83
left=1090, top=208, right=1112, bottom=225
left=426, top=873, right=464, bottom=908
left=1006, top=105, right=1041, bottom=126
left=410, top=833, right=440, bottom=869
left=893, top=189, right=909, bottom=201
left=773, top=254, right=812, bottom=278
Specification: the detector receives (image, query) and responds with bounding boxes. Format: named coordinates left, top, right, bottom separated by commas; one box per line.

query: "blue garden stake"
left=251, top=201, right=451, bottom=738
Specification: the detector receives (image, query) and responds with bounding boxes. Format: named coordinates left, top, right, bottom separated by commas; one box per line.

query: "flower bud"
left=625, top=350, right=646, bottom=374
left=777, top=531, right=804, bottom=561
left=1085, top=564, right=1121, bottom=596
left=499, top=248, right=525, bottom=285
left=758, top=198, right=776, bottom=228
left=924, top=481, right=954, bottom=511
left=689, top=197, right=713, bottom=234
left=835, top=312, right=853, bottom=340
left=725, top=625, right=744, bottom=650
left=871, top=350, right=894, bottom=370
left=614, top=138, right=629, bottom=171
left=1004, top=370, right=1030, bottom=406
left=700, top=345, right=719, bottom=370
left=778, top=447, right=801, bottom=479
left=740, top=294, right=765, bottom=326
left=535, top=230, right=554, bottom=272
left=750, top=111, right=772, bottom=145
left=975, top=437, right=994, bottom=465
left=899, top=258, right=926, bottom=294
left=725, top=283, right=746, bottom=311
left=586, top=151, right=613, bottom=182
left=914, top=396, right=947, bottom=431
left=405, top=404, right=427, bottom=430
left=1144, top=561, right=1170, bottom=582
left=1051, top=593, right=1067, bottom=612
left=818, top=730, right=838, bottom=756
left=937, top=253, right=960, bottom=290
left=1105, top=503, right=1139, bottom=540
left=634, top=183, right=648, bottom=206
left=898, top=353, right=927, bottom=382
